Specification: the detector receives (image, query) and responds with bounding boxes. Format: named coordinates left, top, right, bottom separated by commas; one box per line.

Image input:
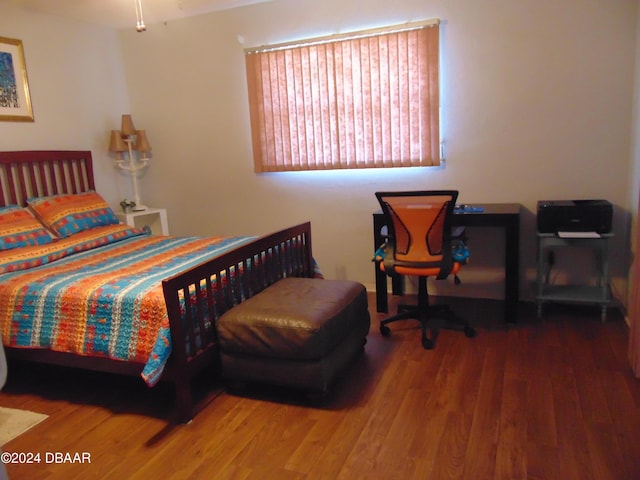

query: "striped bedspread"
left=0, top=224, right=254, bottom=386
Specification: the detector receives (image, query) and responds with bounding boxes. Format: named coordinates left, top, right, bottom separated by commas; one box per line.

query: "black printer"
left=537, top=199, right=613, bottom=234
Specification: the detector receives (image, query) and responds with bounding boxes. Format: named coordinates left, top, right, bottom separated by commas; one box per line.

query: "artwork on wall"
left=0, top=36, right=33, bottom=122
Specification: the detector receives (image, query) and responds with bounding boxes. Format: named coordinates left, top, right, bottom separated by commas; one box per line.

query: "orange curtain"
left=245, top=23, right=440, bottom=172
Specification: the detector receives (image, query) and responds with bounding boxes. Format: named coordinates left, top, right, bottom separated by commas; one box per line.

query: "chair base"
left=379, top=278, right=476, bottom=349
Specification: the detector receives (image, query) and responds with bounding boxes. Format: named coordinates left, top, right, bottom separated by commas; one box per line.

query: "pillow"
left=0, top=224, right=148, bottom=274
left=28, top=192, right=119, bottom=239
left=0, top=205, right=54, bottom=251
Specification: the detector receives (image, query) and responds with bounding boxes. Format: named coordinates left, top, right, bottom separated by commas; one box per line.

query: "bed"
left=0, top=150, right=315, bottom=422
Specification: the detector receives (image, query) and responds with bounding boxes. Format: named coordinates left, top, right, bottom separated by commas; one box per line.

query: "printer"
left=537, top=199, right=612, bottom=234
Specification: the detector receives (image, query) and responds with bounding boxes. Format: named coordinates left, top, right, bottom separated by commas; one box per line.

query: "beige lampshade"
left=108, top=130, right=127, bottom=152
left=121, top=114, right=136, bottom=136
left=134, top=130, right=151, bottom=152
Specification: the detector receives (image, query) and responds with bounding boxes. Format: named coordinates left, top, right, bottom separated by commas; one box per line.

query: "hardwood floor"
left=2, top=293, right=640, bottom=479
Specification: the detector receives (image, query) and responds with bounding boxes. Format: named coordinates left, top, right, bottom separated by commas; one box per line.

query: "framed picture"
left=0, top=36, right=34, bottom=122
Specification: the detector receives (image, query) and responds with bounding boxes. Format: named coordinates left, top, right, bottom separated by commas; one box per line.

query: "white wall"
left=631, top=4, right=640, bottom=256
left=120, top=0, right=638, bottom=304
left=0, top=0, right=637, bottom=308
left=0, top=3, right=131, bottom=203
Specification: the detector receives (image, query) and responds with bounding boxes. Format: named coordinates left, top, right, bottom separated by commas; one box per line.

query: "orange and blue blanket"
left=0, top=224, right=254, bottom=386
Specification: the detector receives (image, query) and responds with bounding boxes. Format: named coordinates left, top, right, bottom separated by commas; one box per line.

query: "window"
left=245, top=20, right=440, bottom=172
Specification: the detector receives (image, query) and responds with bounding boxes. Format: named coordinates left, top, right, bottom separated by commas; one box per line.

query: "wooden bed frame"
left=0, top=150, right=315, bottom=422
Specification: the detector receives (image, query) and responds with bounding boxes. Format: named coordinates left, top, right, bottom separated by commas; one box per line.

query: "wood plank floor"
left=2, top=293, right=640, bottom=479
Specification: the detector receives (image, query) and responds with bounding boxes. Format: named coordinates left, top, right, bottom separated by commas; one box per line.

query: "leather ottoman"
left=216, top=277, right=370, bottom=393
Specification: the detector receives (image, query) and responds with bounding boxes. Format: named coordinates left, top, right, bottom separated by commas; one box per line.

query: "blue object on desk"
left=455, top=204, right=484, bottom=213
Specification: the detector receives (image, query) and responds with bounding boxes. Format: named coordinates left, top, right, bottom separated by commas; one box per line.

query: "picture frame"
left=0, top=36, right=34, bottom=122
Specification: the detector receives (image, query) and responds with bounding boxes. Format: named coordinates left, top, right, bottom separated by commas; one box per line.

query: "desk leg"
left=373, top=216, right=389, bottom=313
left=504, top=217, right=520, bottom=323
left=391, top=276, right=404, bottom=295
left=375, top=262, right=388, bottom=313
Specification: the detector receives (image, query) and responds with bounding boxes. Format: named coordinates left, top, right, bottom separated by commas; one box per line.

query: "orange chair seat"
left=379, top=261, right=461, bottom=277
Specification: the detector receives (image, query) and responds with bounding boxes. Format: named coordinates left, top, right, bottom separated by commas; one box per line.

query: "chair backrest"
left=375, top=190, right=458, bottom=278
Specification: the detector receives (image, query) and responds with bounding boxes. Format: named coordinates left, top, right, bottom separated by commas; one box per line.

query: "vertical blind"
left=245, top=20, right=440, bottom=172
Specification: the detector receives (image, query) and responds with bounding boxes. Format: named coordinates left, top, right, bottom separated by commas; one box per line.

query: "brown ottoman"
left=216, top=277, right=370, bottom=393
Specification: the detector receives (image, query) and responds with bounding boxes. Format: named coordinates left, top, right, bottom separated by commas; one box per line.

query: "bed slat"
left=0, top=151, right=95, bottom=206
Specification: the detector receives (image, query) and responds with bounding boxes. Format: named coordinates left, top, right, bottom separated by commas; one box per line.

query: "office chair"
left=374, top=190, right=476, bottom=349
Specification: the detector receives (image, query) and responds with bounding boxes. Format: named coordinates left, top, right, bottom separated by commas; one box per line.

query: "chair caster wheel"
left=422, top=336, right=434, bottom=350
left=464, top=326, right=477, bottom=338
left=380, top=325, right=391, bottom=337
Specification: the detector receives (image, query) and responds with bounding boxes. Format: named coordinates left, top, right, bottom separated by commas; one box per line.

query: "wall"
left=119, top=0, right=638, bottom=306
left=628, top=5, right=640, bottom=369
left=631, top=5, right=640, bottom=280
left=0, top=3, right=131, bottom=203
left=1, top=1, right=637, bottom=309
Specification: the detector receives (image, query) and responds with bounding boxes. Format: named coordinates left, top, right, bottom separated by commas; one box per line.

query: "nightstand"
left=116, top=207, right=169, bottom=236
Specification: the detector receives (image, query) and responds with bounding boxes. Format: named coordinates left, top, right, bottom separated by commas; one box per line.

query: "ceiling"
left=6, top=0, right=273, bottom=30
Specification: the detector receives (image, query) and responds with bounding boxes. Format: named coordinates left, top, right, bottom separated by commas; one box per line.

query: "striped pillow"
left=0, top=205, right=54, bottom=250
left=28, top=192, right=119, bottom=239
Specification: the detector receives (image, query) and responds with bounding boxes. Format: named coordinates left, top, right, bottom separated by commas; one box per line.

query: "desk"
left=373, top=203, right=521, bottom=323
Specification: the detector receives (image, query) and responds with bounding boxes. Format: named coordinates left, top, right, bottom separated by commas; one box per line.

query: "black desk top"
left=374, top=203, right=521, bottom=215
left=451, top=203, right=521, bottom=227
left=453, top=203, right=521, bottom=215
left=374, top=203, right=521, bottom=226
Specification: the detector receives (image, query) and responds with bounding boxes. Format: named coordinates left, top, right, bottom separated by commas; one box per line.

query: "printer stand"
left=535, top=232, right=613, bottom=322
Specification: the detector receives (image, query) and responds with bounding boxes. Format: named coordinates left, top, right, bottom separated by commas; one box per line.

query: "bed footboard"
left=161, top=221, right=314, bottom=422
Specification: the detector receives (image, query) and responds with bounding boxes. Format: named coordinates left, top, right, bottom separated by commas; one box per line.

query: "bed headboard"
left=0, top=151, right=95, bottom=207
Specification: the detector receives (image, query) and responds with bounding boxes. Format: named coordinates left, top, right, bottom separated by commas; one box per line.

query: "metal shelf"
left=535, top=232, right=612, bottom=322
left=537, top=285, right=611, bottom=304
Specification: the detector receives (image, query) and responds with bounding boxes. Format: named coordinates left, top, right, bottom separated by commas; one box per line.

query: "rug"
left=0, top=407, right=48, bottom=445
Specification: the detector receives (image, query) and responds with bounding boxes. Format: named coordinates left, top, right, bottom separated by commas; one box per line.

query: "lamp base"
left=133, top=204, right=148, bottom=211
